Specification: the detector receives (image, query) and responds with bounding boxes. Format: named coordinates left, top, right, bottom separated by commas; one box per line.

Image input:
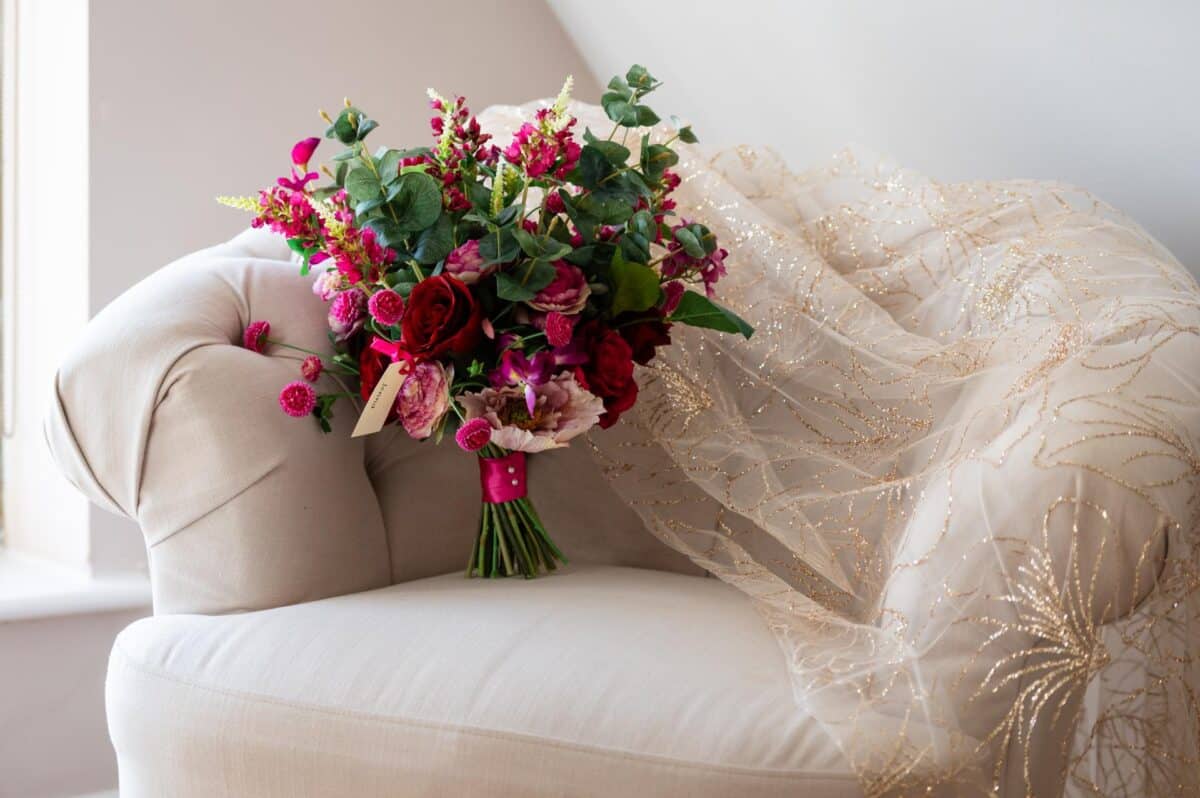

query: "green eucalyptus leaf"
left=602, top=98, right=639, bottom=126
left=609, top=250, right=661, bottom=317
left=388, top=171, right=442, bottom=232
left=345, top=166, right=382, bottom=202
left=668, top=290, right=754, bottom=338
left=495, top=271, right=535, bottom=302
left=641, top=143, right=679, bottom=180
left=332, top=149, right=358, bottom=162
left=605, top=76, right=633, bottom=100
left=356, top=119, right=379, bottom=140
left=634, top=105, right=660, bottom=126
left=619, top=232, right=651, bottom=263
left=355, top=197, right=386, bottom=216
left=672, top=227, right=706, bottom=259
left=514, top=228, right=572, bottom=261
left=414, top=214, right=455, bottom=265
left=630, top=210, right=656, bottom=241
left=576, top=193, right=634, bottom=225
left=479, top=228, right=520, bottom=265
left=625, top=64, right=658, bottom=93
left=378, top=149, right=405, bottom=183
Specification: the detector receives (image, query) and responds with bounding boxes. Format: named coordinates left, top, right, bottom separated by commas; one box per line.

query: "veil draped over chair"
left=482, top=103, right=1200, bottom=797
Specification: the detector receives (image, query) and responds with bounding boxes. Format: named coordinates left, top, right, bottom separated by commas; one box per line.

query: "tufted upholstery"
left=45, top=228, right=697, bottom=615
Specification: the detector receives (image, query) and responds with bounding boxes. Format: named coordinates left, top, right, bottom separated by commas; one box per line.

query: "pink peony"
left=395, top=361, right=451, bottom=440
left=243, top=320, right=270, bottom=353
left=368, top=289, right=405, bottom=326
left=328, top=289, right=366, bottom=341
left=528, top=260, right=590, bottom=315
left=300, top=356, right=323, bottom=383
left=279, top=381, right=317, bottom=418
left=458, top=372, right=603, bottom=454
left=543, top=311, right=576, bottom=347
left=455, top=417, right=492, bottom=452
left=443, top=239, right=491, bottom=284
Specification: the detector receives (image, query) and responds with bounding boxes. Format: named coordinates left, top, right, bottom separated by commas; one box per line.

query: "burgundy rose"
left=400, top=274, right=482, bottom=360
left=620, top=318, right=672, bottom=366
left=573, top=320, right=638, bottom=429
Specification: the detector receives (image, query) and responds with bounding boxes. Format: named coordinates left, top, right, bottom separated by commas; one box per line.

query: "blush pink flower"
left=458, top=372, right=603, bottom=454
left=395, top=361, right=451, bottom=440
left=243, top=320, right=270, bottom=353
left=443, top=239, right=491, bottom=284
left=300, top=356, right=323, bottom=383
left=543, top=311, right=576, bottom=347
left=328, top=289, right=366, bottom=341
left=528, top=260, right=590, bottom=315
left=279, top=381, right=317, bottom=418
left=455, top=417, right=492, bottom=452
left=368, top=289, right=405, bottom=326
left=312, top=270, right=345, bottom=301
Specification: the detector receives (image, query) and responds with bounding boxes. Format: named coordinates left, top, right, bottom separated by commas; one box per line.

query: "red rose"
left=400, top=274, right=482, bottom=360
left=574, top=320, right=638, bottom=429
left=619, top=317, right=672, bottom=366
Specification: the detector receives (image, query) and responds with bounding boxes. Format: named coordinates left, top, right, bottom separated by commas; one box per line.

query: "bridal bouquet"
left=221, top=65, right=752, bottom=578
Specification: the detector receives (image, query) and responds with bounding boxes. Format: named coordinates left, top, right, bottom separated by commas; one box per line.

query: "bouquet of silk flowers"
left=221, top=65, right=753, bottom=578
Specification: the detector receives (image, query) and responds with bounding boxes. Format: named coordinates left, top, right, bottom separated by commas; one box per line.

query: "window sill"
left=0, top=549, right=151, bottom=622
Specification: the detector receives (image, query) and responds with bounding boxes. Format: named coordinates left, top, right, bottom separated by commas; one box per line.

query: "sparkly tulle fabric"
left=481, top=103, right=1200, bottom=797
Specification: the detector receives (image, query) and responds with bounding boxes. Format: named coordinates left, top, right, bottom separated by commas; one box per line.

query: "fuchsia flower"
left=528, top=260, right=590, bottom=315
left=328, top=289, right=367, bottom=340
left=662, top=280, right=685, bottom=314
left=279, top=381, right=317, bottom=418
left=443, top=239, right=490, bottom=284
left=368, top=289, right=405, bottom=326
left=490, top=346, right=586, bottom=415
left=543, top=311, right=576, bottom=347
left=300, top=356, right=323, bottom=383
left=291, top=137, right=320, bottom=169
left=243, top=320, right=270, bottom=353
left=455, top=417, right=492, bottom=452
left=502, top=108, right=581, bottom=179
left=395, top=361, right=451, bottom=440
left=458, top=372, right=604, bottom=454
left=661, top=220, right=728, bottom=297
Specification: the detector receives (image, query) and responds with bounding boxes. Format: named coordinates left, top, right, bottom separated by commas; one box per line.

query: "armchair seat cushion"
left=106, top=565, right=859, bottom=797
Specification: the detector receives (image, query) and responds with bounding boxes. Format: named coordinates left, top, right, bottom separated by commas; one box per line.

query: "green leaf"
left=356, top=119, right=379, bottom=140
left=602, top=98, right=638, bottom=126
left=378, top=149, right=405, bottom=183
left=672, top=227, right=706, bottom=259
left=364, top=217, right=407, bottom=250
left=641, top=143, right=679, bottom=180
left=332, top=149, right=358, bottom=162
left=355, top=197, right=386, bottom=216
left=635, top=105, right=660, bottom=126
left=605, top=76, right=633, bottom=100
left=495, top=260, right=558, bottom=302
left=413, top=214, right=455, bottom=265
left=387, top=171, right=442, bottom=233
left=629, top=209, right=656, bottom=241
left=609, top=250, right=661, bottom=317
left=668, top=291, right=754, bottom=338
left=495, top=272, right=536, bottom=301
left=619, top=232, right=650, bottom=264
left=576, top=194, right=634, bottom=225
left=583, top=129, right=631, bottom=166
left=479, top=228, right=520, bottom=265
left=513, top=227, right=572, bottom=261
left=625, top=65, right=658, bottom=93
left=574, top=146, right=614, bottom=189
left=328, top=108, right=360, bottom=145
left=345, top=166, right=382, bottom=203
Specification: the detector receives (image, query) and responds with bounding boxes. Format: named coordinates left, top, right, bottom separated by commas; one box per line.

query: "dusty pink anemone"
left=455, top=417, right=493, bottom=452
left=443, top=239, right=490, bottom=285
left=458, top=372, right=603, bottom=454
left=300, top=356, right=323, bottom=383
left=368, top=289, right=405, bottom=326
left=243, top=320, right=270, bottom=353
left=279, top=381, right=317, bottom=418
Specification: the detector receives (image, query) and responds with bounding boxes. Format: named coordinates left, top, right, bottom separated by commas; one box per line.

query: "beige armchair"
left=45, top=229, right=862, bottom=797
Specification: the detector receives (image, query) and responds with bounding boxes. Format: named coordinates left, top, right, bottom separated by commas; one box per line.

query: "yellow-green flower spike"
left=216, top=195, right=260, bottom=213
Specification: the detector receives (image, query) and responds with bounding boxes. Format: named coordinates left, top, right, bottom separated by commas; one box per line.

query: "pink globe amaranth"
left=528, top=261, right=590, bottom=315
left=543, top=311, right=576, bottom=347
left=300, top=356, right=323, bottom=383
left=368, top=289, right=405, bottom=327
left=455, top=416, right=492, bottom=452
left=243, top=320, right=270, bottom=353
left=443, top=239, right=490, bottom=285
left=279, top=381, right=317, bottom=418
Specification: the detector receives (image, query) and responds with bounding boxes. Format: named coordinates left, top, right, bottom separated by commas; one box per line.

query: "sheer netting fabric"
left=481, top=102, right=1200, bottom=797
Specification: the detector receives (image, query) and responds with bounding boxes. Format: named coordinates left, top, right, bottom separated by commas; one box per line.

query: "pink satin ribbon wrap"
left=369, top=335, right=414, bottom=367
left=478, top=451, right=528, bottom=503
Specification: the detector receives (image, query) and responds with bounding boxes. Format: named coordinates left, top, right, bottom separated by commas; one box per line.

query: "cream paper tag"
left=351, top=361, right=406, bottom=438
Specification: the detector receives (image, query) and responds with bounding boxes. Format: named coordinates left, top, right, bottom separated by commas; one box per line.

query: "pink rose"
left=528, top=260, right=590, bottom=315
left=396, top=361, right=451, bottom=440
left=457, top=372, right=603, bottom=454
left=443, top=239, right=491, bottom=285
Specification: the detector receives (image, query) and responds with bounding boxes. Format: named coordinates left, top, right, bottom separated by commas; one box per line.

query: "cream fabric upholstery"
left=45, top=228, right=697, bottom=615
left=107, top=566, right=860, bottom=798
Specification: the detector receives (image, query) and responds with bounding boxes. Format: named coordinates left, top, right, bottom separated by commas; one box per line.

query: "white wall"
left=550, top=0, right=1200, bottom=273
